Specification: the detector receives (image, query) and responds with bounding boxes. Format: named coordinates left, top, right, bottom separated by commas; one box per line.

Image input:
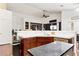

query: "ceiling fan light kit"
left=42, top=10, right=50, bottom=18
left=43, top=14, right=49, bottom=18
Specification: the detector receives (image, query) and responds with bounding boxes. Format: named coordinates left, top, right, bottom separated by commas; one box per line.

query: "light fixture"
left=42, top=10, right=49, bottom=18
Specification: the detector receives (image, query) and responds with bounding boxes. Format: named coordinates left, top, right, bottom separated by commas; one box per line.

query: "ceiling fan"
left=42, top=10, right=50, bottom=18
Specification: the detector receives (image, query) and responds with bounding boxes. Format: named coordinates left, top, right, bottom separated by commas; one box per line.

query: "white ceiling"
left=7, top=3, right=42, bottom=17
left=7, top=3, right=79, bottom=17
left=25, top=3, right=79, bottom=12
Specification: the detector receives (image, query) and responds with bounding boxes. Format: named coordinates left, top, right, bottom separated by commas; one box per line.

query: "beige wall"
left=0, top=3, right=7, bottom=9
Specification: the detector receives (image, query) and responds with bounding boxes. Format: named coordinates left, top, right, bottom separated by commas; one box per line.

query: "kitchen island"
left=17, top=31, right=77, bottom=56
left=20, top=37, right=54, bottom=55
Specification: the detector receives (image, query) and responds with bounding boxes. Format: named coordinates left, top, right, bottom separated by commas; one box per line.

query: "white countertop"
left=50, top=33, right=75, bottom=39
left=17, top=31, right=75, bottom=40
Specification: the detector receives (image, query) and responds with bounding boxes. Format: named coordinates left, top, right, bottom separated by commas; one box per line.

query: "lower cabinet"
left=54, top=38, right=68, bottom=43
left=20, top=37, right=54, bottom=56
left=37, top=37, right=53, bottom=46
left=54, top=38, right=72, bottom=43
left=30, top=38, right=37, bottom=48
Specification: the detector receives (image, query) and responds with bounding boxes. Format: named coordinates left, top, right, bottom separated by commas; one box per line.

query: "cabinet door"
left=20, top=39, right=31, bottom=56
left=44, top=24, right=51, bottom=30
left=23, top=39, right=30, bottom=49
left=20, top=37, right=54, bottom=55
left=20, top=38, right=37, bottom=56
left=37, top=37, right=53, bottom=42
left=37, top=37, right=54, bottom=46
left=30, top=37, right=37, bottom=48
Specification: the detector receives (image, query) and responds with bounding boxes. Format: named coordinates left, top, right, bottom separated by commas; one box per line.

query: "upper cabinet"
left=24, top=22, right=42, bottom=31
left=24, top=19, right=61, bottom=31
left=30, top=22, right=42, bottom=30
left=43, top=19, right=61, bottom=31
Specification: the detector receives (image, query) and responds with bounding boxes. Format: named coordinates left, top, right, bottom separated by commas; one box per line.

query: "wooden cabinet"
left=20, top=38, right=31, bottom=55
left=30, top=38, right=37, bottom=48
left=37, top=37, right=53, bottom=46
left=54, top=38, right=72, bottom=44
left=20, top=37, right=54, bottom=56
